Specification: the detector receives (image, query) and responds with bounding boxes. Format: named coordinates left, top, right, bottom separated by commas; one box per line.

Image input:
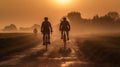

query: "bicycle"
left=59, top=31, right=71, bottom=57
left=63, top=31, right=67, bottom=50
left=44, top=34, right=49, bottom=50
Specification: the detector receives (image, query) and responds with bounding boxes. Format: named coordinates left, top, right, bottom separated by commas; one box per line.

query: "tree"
left=3, top=24, right=18, bottom=31
left=93, top=15, right=99, bottom=20
left=107, top=12, right=119, bottom=21
left=67, top=12, right=82, bottom=22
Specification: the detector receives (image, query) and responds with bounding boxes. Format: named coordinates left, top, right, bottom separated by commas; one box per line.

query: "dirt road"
left=0, top=34, right=119, bottom=67
left=0, top=34, right=91, bottom=67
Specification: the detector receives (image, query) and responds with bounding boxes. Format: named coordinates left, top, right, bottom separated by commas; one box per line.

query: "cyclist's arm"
left=67, top=21, right=71, bottom=31
left=41, top=22, right=44, bottom=32
left=49, top=22, right=53, bottom=32
left=59, top=22, right=62, bottom=31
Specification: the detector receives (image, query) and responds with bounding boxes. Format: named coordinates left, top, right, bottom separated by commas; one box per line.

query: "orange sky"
left=0, top=0, right=120, bottom=29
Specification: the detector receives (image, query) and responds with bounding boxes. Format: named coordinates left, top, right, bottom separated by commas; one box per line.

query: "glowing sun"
left=55, top=0, right=72, bottom=5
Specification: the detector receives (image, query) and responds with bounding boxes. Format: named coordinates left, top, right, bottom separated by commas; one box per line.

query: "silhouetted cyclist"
left=59, top=17, right=70, bottom=40
left=41, top=17, right=53, bottom=45
left=33, top=28, right=38, bottom=36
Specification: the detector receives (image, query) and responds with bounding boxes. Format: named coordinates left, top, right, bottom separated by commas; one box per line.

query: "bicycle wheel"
left=46, top=43, right=48, bottom=50
left=63, top=32, right=67, bottom=50
left=45, top=35, right=48, bottom=50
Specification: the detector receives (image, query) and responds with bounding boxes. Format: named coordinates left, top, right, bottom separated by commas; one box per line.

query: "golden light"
left=54, top=0, right=72, bottom=5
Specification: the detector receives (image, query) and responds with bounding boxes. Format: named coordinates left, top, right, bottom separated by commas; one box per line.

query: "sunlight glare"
left=55, top=0, right=72, bottom=5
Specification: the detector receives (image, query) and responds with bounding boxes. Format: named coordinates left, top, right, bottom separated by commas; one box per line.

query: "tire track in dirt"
left=0, top=36, right=91, bottom=67
left=0, top=34, right=61, bottom=66
left=0, top=35, right=44, bottom=66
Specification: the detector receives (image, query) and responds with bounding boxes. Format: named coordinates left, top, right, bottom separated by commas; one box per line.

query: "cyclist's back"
left=60, top=20, right=70, bottom=31
left=59, top=17, right=70, bottom=40
left=41, top=17, right=53, bottom=45
left=41, top=21, right=51, bottom=34
left=41, top=17, right=52, bottom=33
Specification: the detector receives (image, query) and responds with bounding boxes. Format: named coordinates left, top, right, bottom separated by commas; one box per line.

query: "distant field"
left=0, top=33, right=33, bottom=38
left=76, top=34, right=120, bottom=65
left=0, top=33, right=42, bottom=61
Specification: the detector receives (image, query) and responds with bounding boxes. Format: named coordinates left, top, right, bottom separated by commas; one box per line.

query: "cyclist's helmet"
left=44, top=17, right=48, bottom=21
left=63, top=17, right=66, bottom=21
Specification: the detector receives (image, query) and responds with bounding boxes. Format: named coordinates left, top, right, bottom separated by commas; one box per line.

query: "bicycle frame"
left=44, top=34, right=48, bottom=50
left=63, top=31, right=67, bottom=50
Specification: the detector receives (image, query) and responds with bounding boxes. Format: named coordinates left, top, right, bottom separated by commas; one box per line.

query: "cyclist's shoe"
left=48, top=42, right=51, bottom=44
left=67, top=38, right=69, bottom=40
left=43, top=42, right=45, bottom=45
left=61, top=36, right=63, bottom=39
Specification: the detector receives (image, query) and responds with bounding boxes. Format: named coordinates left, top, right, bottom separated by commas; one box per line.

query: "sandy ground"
left=0, top=34, right=119, bottom=67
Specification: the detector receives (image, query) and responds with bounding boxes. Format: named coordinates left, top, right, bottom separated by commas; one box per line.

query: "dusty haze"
left=0, top=0, right=120, bottom=29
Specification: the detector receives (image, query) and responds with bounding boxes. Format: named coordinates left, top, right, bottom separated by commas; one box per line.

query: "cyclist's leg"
left=48, top=33, right=50, bottom=44
left=63, top=31, right=66, bottom=41
left=61, top=31, right=63, bottom=39
left=63, top=31, right=67, bottom=49
left=43, top=33, right=45, bottom=45
left=66, top=31, right=69, bottom=40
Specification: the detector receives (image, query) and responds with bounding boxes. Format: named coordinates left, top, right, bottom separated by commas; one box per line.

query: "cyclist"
left=33, top=28, right=38, bottom=36
left=41, top=17, right=53, bottom=45
left=59, top=17, right=70, bottom=40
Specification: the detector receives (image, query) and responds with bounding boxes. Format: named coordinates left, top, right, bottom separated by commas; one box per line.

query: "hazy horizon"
left=0, top=0, right=120, bottom=29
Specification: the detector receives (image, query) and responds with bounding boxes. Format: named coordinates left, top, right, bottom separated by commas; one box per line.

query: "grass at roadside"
left=0, top=33, right=42, bottom=61
left=76, top=35, right=120, bottom=65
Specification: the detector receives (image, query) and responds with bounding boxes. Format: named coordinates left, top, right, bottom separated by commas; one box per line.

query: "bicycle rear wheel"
left=45, top=35, right=48, bottom=50
left=63, top=32, right=67, bottom=50
left=46, top=43, right=48, bottom=50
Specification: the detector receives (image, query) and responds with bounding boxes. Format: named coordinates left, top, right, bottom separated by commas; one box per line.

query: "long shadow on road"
left=2, top=35, right=120, bottom=67
left=20, top=49, right=47, bottom=62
